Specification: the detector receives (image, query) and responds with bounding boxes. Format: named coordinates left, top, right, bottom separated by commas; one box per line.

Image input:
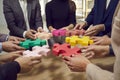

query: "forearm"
left=0, top=61, right=20, bottom=80
left=86, top=63, right=113, bottom=80
left=35, top=0, right=43, bottom=28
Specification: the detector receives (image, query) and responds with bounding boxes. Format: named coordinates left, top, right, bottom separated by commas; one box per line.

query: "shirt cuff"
left=23, top=31, right=27, bottom=38
left=0, top=43, right=2, bottom=53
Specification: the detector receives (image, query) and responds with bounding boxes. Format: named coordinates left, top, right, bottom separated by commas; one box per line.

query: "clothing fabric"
left=45, top=0, right=76, bottom=29
left=85, top=0, right=119, bottom=36
left=0, top=33, right=8, bottom=42
left=86, top=1, right=120, bottom=80
left=19, top=0, right=30, bottom=30
left=3, top=0, right=43, bottom=37
left=0, top=61, right=20, bottom=80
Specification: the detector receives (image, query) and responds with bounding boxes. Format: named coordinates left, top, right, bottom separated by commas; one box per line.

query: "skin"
left=2, top=41, right=25, bottom=52
left=63, top=54, right=91, bottom=72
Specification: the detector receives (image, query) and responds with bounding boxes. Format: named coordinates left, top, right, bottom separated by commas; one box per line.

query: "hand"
left=63, top=54, right=91, bottom=72
left=25, top=30, right=37, bottom=39
left=37, top=27, right=44, bottom=32
left=8, top=36, right=25, bottom=42
left=2, top=41, right=25, bottom=52
left=85, top=24, right=105, bottom=36
left=61, top=24, right=74, bottom=30
left=0, top=51, right=23, bottom=62
left=91, top=36, right=111, bottom=45
left=81, top=45, right=110, bottom=58
left=49, top=26, right=56, bottom=32
left=15, top=56, right=41, bottom=73
left=74, top=21, right=87, bottom=30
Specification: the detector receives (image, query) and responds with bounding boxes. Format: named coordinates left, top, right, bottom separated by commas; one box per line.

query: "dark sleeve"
left=45, top=3, right=53, bottom=28
left=68, top=1, right=76, bottom=26
left=0, top=33, right=8, bottom=42
left=85, top=1, right=96, bottom=29
left=0, top=61, right=21, bottom=80
left=109, top=45, right=114, bottom=55
left=3, top=0, right=25, bottom=37
left=35, top=0, right=43, bottom=29
left=102, top=22, right=112, bottom=35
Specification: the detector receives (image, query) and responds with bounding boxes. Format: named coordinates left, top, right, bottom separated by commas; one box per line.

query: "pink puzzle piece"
left=52, top=43, right=81, bottom=56
left=52, top=29, right=66, bottom=36
left=66, top=29, right=85, bottom=36
left=23, top=45, right=50, bottom=57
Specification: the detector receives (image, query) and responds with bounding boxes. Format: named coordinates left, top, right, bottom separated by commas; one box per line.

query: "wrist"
left=85, top=62, right=91, bottom=71
left=23, top=31, right=27, bottom=38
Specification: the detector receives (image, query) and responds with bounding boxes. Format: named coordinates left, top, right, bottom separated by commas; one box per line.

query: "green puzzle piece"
left=20, top=39, right=46, bottom=49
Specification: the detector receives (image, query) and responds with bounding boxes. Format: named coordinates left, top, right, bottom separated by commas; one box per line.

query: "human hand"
left=74, top=21, right=87, bottom=30
left=8, top=36, right=25, bottom=42
left=49, top=26, right=56, bottom=32
left=37, top=27, right=44, bottom=32
left=2, top=41, right=25, bottom=52
left=84, top=24, right=105, bottom=36
left=0, top=51, right=23, bottom=62
left=15, top=56, right=41, bottom=73
left=91, top=36, right=111, bottom=45
left=25, top=30, right=37, bottom=39
left=63, top=54, right=91, bottom=72
left=81, top=45, right=110, bottom=58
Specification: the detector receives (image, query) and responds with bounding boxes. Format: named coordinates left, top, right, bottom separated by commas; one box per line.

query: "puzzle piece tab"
left=20, top=39, right=47, bottom=49
left=23, top=45, right=50, bottom=57
left=65, top=36, right=94, bottom=46
left=52, top=43, right=81, bottom=56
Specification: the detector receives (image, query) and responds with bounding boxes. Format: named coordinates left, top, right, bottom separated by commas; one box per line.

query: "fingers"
left=84, top=30, right=96, bottom=36
left=63, top=56, right=71, bottom=61
left=31, top=56, right=41, bottom=61
left=30, top=29, right=37, bottom=34
left=14, top=45, right=25, bottom=50
left=84, top=52, right=95, bottom=59
left=37, top=27, right=44, bottom=32
left=17, top=37, right=25, bottom=41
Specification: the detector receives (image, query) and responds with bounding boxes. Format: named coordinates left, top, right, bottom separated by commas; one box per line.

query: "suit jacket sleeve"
left=86, top=63, right=113, bottom=80
left=68, top=1, right=76, bottom=26
left=3, top=0, right=25, bottom=37
left=45, top=3, right=53, bottom=28
left=35, top=0, right=43, bottom=29
left=0, top=33, right=8, bottom=42
left=0, top=61, right=20, bottom=80
left=85, top=1, right=96, bottom=29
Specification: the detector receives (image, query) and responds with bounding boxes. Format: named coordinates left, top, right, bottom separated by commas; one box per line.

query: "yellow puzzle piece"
left=65, top=36, right=94, bottom=46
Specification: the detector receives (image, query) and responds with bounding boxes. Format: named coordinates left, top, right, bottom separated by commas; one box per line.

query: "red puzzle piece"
left=52, top=43, right=81, bottom=56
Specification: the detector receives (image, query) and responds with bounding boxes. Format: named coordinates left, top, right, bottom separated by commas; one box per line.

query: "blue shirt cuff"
left=0, top=43, right=2, bottom=53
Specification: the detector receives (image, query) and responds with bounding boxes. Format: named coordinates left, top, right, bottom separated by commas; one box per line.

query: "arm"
left=68, top=1, right=76, bottom=26
left=45, top=3, right=54, bottom=30
left=85, top=1, right=96, bottom=29
left=0, top=61, right=20, bottom=80
left=86, top=64, right=113, bottom=80
left=3, top=0, right=25, bottom=37
left=35, top=0, right=43, bottom=29
left=0, top=33, right=8, bottom=42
